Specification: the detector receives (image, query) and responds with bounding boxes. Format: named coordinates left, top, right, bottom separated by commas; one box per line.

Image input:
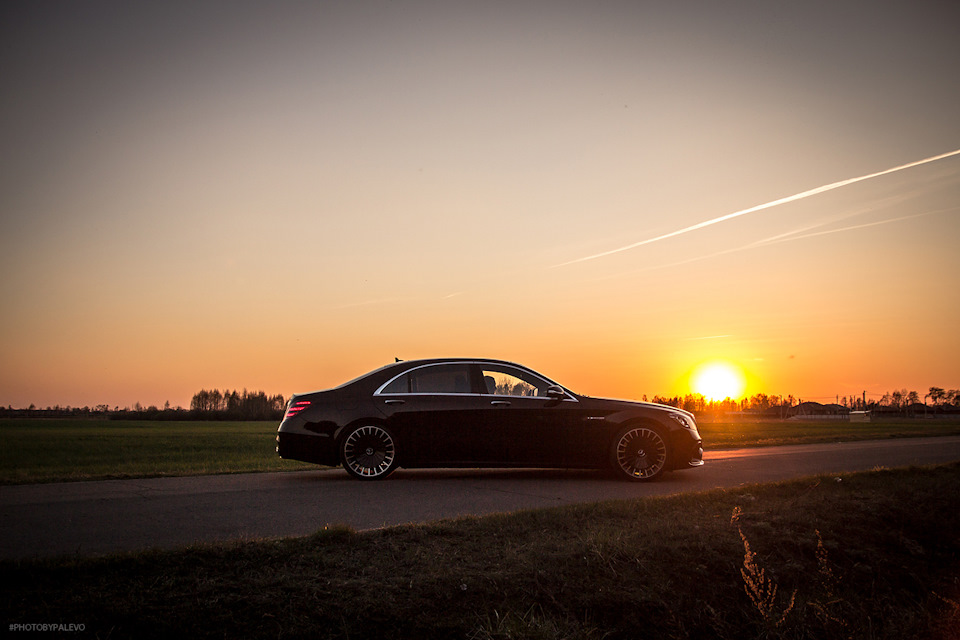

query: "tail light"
left=285, top=400, right=311, bottom=418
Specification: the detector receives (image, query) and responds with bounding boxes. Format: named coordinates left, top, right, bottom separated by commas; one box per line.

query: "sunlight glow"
left=690, top=361, right=747, bottom=401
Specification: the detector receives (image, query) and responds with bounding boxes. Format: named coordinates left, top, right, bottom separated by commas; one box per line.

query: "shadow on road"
left=280, top=465, right=705, bottom=485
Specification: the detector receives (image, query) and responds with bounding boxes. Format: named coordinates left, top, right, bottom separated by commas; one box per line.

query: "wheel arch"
left=333, top=416, right=391, bottom=446
left=608, top=414, right=673, bottom=443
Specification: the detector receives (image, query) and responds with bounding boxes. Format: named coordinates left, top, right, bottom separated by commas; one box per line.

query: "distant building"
left=786, top=401, right=853, bottom=420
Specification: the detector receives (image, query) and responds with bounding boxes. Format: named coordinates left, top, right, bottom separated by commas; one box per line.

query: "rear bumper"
left=276, top=431, right=339, bottom=466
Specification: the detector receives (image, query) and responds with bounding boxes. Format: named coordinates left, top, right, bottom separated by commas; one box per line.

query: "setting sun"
left=690, top=362, right=747, bottom=401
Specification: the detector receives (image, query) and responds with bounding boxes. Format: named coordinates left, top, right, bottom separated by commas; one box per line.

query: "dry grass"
left=733, top=506, right=796, bottom=630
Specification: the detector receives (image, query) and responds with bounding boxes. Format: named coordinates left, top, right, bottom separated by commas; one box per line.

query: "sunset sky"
left=2, top=1, right=958, bottom=409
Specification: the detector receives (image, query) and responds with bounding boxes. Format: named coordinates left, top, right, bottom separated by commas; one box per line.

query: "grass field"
left=0, top=419, right=315, bottom=485
left=700, top=417, right=960, bottom=448
left=2, top=417, right=959, bottom=485
left=3, top=463, right=958, bottom=639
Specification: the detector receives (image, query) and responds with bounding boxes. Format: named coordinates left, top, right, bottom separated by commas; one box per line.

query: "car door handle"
left=490, top=400, right=511, bottom=406
left=383, top=399, right=405, bottom=405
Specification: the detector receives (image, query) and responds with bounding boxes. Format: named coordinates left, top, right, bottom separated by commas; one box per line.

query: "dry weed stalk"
left=931, top=592, right=960, bottom=640
left=807, top=528, right=851, bottom=634
left=814, top=530, right=835, bottom=597
left=732, top=507, right=796, bottom=629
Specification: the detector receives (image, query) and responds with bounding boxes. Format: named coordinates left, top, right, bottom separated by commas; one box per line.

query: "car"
left=276, top=358, right=704, bottom=481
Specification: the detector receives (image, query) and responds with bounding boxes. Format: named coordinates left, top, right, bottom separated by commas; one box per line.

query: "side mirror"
left=546, top=385, right=567, bottom=400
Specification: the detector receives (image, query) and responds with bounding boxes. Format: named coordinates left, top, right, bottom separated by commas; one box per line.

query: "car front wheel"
left=340, top=425, right=398, bottom=480
left=610, top=424, right=668, bottom=481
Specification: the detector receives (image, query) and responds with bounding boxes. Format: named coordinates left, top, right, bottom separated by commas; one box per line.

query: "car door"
left=473, top=363, right=576, bottom=466
left=375, top=363, right=490, bottom=465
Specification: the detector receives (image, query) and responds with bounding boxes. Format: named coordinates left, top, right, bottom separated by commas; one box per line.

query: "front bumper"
left=671, top=431, right=704, bottom=470
left=687, top=444, right=705, bottom=467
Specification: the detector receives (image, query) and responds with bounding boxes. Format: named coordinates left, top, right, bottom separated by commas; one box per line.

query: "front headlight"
left=668, top=413, right=694, bottom=430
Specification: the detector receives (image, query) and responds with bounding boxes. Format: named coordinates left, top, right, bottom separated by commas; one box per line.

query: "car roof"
left=301, top=358, right=556, bottom=397
left=391, top=357, right=524, bottom=367
left=385, top=358, right=557, bottom=376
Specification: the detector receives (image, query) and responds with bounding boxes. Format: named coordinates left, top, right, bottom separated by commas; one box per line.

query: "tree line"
left=0, top=388, right=287, bottom=421
left=189, top=388, right=286, bottom=420
left=3, top=385, right=958, bottom=421
left=649, top=386, right=960, bottom=417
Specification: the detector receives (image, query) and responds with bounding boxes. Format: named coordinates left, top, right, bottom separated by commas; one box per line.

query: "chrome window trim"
left=478, top=363, right=577, bottom=402
left=374, top=362, right=476, bottom=396
left=373, top=360, right=577, bottom=401
left=480, top=394, right=580, bottom=403
left=379, top=392, right=484, bottom=397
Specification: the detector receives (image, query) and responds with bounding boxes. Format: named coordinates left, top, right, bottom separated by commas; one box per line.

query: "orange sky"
left=1, top=1, right=958, bottom=409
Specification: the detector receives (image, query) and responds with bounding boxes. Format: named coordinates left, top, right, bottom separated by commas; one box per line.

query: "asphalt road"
left=3, top=436, right=959, bottom=560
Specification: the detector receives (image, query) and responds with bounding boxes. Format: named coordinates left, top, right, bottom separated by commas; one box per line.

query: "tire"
left=609, top=424, right=668, bottom=481
left=340, top=425, right=399, bottom=480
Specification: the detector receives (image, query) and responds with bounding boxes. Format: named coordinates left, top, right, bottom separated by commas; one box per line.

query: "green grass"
left=0, top=419, right=315, bottom=484
left=3, top=463, right=959, bottom=639
left=2, top=417, right=959, bottom=485
left=699, top=417, right=960, bottom=448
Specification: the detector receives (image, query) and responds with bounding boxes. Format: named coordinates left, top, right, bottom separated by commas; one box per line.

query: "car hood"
left=579, top=395, right=694, bottom=418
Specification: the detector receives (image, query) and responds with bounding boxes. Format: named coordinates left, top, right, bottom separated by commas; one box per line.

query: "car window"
left=480, top=365, right=551, bottom=397
left=380, top=364, right=473, bottom=394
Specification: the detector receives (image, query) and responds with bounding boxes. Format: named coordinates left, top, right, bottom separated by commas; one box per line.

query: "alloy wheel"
left=342, top=425, right=397, bottom=479
left=614, top=426, right=667, bottom=480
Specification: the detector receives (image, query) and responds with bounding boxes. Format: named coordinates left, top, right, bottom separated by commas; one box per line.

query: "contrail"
left=581, top=207, right=955, bottom=283
left=554, top=148, right=960, bottom=267
left=752, top=208, right=954, bottom=247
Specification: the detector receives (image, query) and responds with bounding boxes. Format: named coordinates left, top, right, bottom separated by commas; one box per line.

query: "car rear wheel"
left=610, top=424, right=668, bottom=481
left=341, top=425, right=398, bottom=480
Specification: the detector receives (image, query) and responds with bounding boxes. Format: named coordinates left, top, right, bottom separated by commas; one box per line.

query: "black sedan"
left=277, top=358, right=703, bottom=481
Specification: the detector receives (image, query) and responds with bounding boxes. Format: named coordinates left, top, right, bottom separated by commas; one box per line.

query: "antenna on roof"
left=395, top=357, right=403, bottom=362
